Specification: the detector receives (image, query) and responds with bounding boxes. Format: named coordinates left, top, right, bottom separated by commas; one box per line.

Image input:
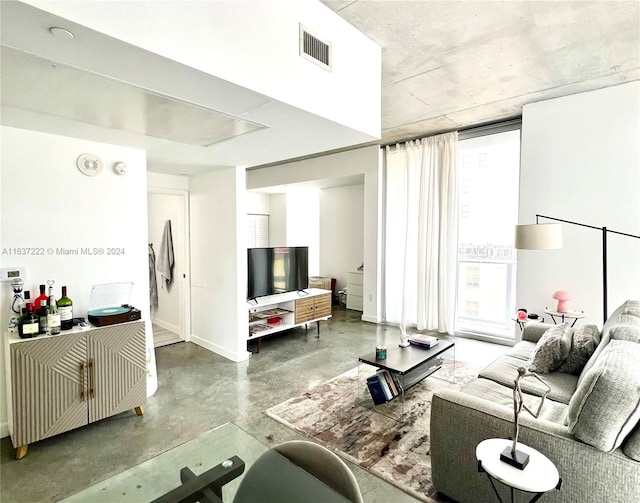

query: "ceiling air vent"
left=299, top=24, right=331, bottom=71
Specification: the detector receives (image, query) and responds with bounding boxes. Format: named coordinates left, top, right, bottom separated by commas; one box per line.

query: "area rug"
left=265, top=360, right=480, bottom=503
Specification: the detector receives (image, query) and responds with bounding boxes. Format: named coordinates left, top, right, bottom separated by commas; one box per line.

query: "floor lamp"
left=515, top=214, right=640, bottom=325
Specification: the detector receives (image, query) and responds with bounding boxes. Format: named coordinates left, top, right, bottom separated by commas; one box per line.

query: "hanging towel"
left=157, top=220, right=175, bottom=285
left=149, top=243, right=158, bottom=306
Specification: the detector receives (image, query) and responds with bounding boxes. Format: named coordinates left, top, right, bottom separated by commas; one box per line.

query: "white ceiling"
left=0, top=1, right=377, bottom=176
left=1, top=1, right=638, bottom=179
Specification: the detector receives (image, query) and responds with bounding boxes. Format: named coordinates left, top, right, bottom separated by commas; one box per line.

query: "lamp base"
left=500, top=446, right=530, bottom=470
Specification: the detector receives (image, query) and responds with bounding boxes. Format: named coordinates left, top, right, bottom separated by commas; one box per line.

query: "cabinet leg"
left=316, top=320, right=320, bottom=336
left=134, top=406, right=144, bottom=416
left=257, top=338, right=261, bottom=353
left=16, top=445, right=28, bottom=460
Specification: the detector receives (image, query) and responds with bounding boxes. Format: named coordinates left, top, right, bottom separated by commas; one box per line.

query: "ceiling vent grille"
left=299, top=24, right=331, bottom=71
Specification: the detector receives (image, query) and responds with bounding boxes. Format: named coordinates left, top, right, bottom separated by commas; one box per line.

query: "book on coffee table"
left=409, top=334, right=439, bottom=349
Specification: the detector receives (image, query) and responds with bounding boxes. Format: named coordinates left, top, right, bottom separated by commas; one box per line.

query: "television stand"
left=247, top=288, right=332, bottom=353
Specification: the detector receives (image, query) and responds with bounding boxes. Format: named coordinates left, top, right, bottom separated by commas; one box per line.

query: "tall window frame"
left=454, top=120, right=521, bottom=342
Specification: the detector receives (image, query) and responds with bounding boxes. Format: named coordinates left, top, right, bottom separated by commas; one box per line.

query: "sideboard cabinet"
left=4, top=320, right=147, bottom=459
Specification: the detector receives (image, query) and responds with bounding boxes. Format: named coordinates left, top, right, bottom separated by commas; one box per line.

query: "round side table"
left=544, top=308, right=585, bottom=327
left=476, top=438, right=561, bottom=503
left=511, top=316, right=543, bottom=333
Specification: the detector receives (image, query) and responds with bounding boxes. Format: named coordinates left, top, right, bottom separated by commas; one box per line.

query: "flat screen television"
left=247, top=246, right=309, bottom=300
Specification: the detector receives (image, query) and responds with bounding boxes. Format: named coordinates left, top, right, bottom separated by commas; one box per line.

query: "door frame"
left=148, top=187, right=191, bottom=343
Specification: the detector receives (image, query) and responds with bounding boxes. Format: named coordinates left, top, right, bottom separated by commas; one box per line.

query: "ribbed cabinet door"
left=87, top=321, right=147, bottom=423
left=10, top=333, right=88, bottom=447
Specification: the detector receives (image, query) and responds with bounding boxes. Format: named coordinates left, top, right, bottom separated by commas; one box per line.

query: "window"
left=465, top=266, right=480, bottom=288
left=247, top=214, right=269, bottom=248
left=455, top=128, right=520, bottom=340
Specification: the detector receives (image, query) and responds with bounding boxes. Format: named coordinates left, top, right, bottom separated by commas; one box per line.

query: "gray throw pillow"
left=566, top=340, right=640, bottom=452
left=527, top=323, right=572, bottom=373
left=558, top=324, right=600, bottom=375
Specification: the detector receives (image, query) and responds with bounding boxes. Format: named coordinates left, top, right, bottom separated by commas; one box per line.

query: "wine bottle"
left=58, top=286, right=73, bottom=330
left=47, top=294, right=61, bottom=336
left=37, top=298, right=50, bottom=335
left=33, top=284, right=47, bottom=315
left=18, top=301, right=39, bottom=339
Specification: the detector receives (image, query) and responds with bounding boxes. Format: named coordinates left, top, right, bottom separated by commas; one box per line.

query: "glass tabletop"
left=61, top=423, right=268, bottom=502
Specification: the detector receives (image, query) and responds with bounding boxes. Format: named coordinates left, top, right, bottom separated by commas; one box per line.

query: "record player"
left=87, top=282, right=141, bottom=327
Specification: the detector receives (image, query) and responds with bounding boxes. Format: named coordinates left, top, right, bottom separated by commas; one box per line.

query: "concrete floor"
left=0, top=308, right=509, bottom=502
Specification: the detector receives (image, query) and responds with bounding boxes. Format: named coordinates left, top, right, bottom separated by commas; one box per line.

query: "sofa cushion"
left=601, top=300, right=633, bottom=339
left=527, top=323, right=572, bottom=373
left=479, top=355, right=578, bottom=405
left=461, top=378, right=568, bottom=425
left=566, top=340, right=640, bottom=452
left=557, top=324, right=600, bottom=375
left=577, top=301, right=640, bottom=389
left=506, top=340, right=537, bottom=361
left=623, top=423, right=640, bottom=461
left=622, top=300, right=640, bottom=318
left=609, top=320, right=640, bottom=343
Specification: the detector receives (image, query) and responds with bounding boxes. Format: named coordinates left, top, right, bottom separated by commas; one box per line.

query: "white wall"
left=148, top=172, right=189, bottom=191
left=320, top=184, right=365, bottom=291
left=148, top=172, right=191, bottom=341
left=0, top=126, right=158, bottom=437
left=269, top=194, right=287, bottom=247
left=26, top=0, right=380, bottom=139
left=148, top=193, right=183, bottom=334
left=189, top=167, right=250, bottom=362
left=517, top=82, right=640, bottom=327
left=286, top=190, right=320, bottom=276
left=248, top=146, right=381, bottom=321
left=247, top=192, right=270, bottom=215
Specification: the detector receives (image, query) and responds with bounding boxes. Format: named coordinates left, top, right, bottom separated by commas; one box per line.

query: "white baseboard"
left=361, top=314, right=381, bottom=324
left=190, top=334, right=251, bottom=363
left=151, top=318, right=181, bottom=335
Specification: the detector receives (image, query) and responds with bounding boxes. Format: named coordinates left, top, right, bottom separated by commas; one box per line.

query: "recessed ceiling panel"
left=0, top=47, right=266, bottom=147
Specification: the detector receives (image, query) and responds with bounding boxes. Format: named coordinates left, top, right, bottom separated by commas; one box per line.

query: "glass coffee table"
left=357, top=340, right=455, bottom=419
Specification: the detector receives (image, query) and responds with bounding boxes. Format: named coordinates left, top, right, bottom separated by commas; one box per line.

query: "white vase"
left=399, top=325, right=410, bottom=347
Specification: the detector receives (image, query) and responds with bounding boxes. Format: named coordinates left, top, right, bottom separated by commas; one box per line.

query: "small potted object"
left=552, top=290, right=571, bottom=313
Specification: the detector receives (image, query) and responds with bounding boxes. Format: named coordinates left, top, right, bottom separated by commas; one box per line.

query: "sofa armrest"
left=430, top=388, right=639, bottom=503
left=522, top=322, right=553, bottom=343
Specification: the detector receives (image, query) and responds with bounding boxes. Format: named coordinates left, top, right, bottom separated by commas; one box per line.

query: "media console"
left=247, top=288, right=332, bottom=352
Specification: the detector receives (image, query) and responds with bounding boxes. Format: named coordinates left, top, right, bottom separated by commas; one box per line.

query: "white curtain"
left=382, top=131, right=459, bottom=334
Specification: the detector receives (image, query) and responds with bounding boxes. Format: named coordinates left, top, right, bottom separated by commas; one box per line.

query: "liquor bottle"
left=23, top=290, right=31, bottom=309
left=58, top=286, right=73, bottom=330
left=18, top=301, right=39, bottom=339
left=47, top=294, right=61, bottom=336
left=37, top=298, right=50, bottom=335
left=33, top=284, right=47, bottom=315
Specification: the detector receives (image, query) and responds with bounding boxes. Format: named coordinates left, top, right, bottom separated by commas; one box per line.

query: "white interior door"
left=147, top=189, right=190, bottom=347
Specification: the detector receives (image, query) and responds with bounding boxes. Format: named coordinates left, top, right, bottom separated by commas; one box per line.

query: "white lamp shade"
left=515, top=223, right=563, bottom=250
